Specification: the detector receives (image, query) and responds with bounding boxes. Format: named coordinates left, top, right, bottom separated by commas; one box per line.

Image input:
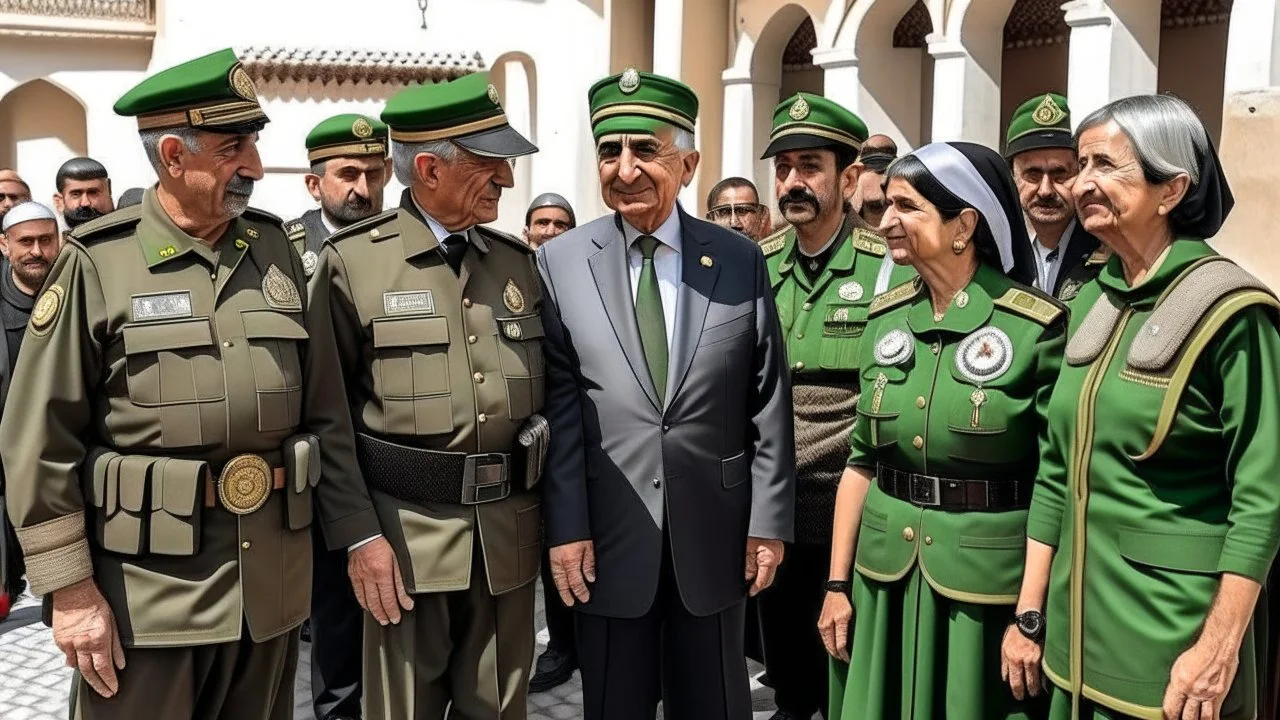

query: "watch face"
left=1018, top=611, right=1045, bottom=638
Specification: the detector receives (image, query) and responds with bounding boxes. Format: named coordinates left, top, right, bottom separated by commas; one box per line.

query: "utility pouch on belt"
left=86, top=448, right=204, bottom=557
left=517, top=414, right=550, bottom=491
left=283, top=434, right=320, bottom=531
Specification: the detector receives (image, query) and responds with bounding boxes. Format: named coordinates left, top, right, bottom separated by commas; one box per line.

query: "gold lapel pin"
left=700, top=255, right=714, bottom=268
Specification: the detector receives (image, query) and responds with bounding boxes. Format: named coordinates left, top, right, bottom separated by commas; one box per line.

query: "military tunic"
left=309, top=189, right=543, bottom=719
left=829, top=265, right=1065, bottom=720
left=0, top=188, right=378, bottom=718
left=286, top=208, right=329, bottom=280
left=1030, top=239, right=1280, bottom=719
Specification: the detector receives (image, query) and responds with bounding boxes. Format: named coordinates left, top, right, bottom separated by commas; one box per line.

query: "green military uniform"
left=829, top=266, right=1065, bottom=719
left=286, top=113, right=388, bottom=279
left=1029, top=239, right=1280, bottom=719
left=307, top=71, right=544, bottom=720
left=0, top=48, right=379, bottom=720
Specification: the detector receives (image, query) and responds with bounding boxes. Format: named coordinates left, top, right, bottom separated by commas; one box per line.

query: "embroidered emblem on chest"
left=873, top=328, right=913, bottom=366
left=838, top=281, right=864, bottom=302
left=955, top=326, right=1014, bottom=383
left=131, top=291, right=194, bottom=321
left=503, top=279, right=526, bottom=313
left=262, top=264, right=302, bottom=311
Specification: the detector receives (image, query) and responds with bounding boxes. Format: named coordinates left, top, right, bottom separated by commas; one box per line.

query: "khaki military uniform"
left=0, top=188, right=380, bottom=720
left=309, top=190, right=544, bottom=720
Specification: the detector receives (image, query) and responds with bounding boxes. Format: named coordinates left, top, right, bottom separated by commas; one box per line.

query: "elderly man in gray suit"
left=536, top=70, right=796, bottom=720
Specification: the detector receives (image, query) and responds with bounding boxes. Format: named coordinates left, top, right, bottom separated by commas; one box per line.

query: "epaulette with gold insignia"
left=760, top=226, right=789, bottom=257
left=325, top=208, right=398, bottom=246
left=868, top=278, right=922, bottom=318
left=285, top=219, right=306, bottom=242
left=243, top=206, right=284, bottom=227
left=850, top=228, right=887, bottom=256
left=477, top=225, right=534, bottom=254
left=993, top=287, right=1067, bottom=326
left=70, top=204, right=143, bottom=245
left=1084, top=246, right=1112, bottom=266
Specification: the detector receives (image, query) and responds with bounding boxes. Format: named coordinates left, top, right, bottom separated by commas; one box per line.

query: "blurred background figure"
left=705, top=176, right=771, bottom=242
left=523, top=192, right=576, bottom=249
left=117, top=187, right=145, bottom=208
left=0, top=174, right=31, bottom=227
left=52, top=157, right=114, bottom=230
left=853, top=135, right=897, bottom=229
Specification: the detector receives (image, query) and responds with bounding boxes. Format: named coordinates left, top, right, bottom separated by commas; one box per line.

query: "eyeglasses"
left=706, top=203, right=763, bottom=222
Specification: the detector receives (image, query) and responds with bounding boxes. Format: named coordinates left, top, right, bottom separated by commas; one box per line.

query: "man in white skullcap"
left=0, top=200, right=62, bottom=619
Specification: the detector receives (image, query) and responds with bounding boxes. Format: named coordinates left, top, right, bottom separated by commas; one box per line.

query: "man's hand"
left=348, top=536, right=413, bottom=626
left=549, top=540, right=595, bottom=606
left=1162, top=636, right=1239, bottom=720
left=51, top=578, right=125, bottom=698
left=1001, top=624, right=1043, bottom=701
left=817, top=590, right=853, bottom=661
left=745, top=537, right=784, bottom=597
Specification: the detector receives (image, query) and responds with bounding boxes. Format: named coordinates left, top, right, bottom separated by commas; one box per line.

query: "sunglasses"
left=706, top=203, right=763, bottom=222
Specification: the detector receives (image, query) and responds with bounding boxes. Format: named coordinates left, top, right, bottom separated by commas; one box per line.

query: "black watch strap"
left=1013, top=609, right=1045, bottom=642
left=824, top=580, right=851, bottom=594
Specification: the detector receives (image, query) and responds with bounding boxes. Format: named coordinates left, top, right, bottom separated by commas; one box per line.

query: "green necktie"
left=634, top=235, right=668, bottom=403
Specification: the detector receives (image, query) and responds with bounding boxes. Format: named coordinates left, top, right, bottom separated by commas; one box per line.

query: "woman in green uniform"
left=821, top=141, right=1063, bottom=719
left=1004, top=95, right=1280, bottom=720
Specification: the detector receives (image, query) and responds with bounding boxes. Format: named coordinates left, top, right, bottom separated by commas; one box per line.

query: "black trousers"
left=759, top=542, right=831, bottom=718
left=540, top=543, right=576, bottom=655
left=575, top=536, right=751, bottom=720
left=309, top=520, right=364, bottom=720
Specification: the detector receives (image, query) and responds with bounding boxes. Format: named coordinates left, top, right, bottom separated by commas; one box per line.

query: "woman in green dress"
left=820, top=141, right=1063, bottom=719
left=1003, top=95, right=1280, bottom=720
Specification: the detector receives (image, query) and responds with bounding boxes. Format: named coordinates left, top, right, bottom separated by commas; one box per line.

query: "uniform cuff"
left=323, top=508, right=382, bottom=552
left=1217, top=545, right=1274, bottom=584
left=23, top=538, right=94, bottom=595
left=1025, top=515, right=1062, bottom=547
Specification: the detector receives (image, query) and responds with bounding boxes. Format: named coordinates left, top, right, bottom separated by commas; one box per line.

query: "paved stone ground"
left=0, top=580, right=805, bottom=720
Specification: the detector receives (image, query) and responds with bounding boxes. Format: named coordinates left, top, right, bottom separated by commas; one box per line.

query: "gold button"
left=473, top=372, right=485, bottom=383
left=477, top=413, right=487, bottom=423
left=902, top=527, right=915, bottom=542
left=241, top=541, right=251, bottom=550
left=915, top=396, right=926, bottom=409
left=795, top=332, right=804, bottom=340
left=222, top=340, right=234, bottom=348
left=912, top=435, right=924, bottom=449
left=924, top=536, right=933, bottom=545
left=794, top=361, right=805, bottom=371
left=931, top=342, right=940, bottom=355
left=802, top=302, right=813, bottom=311
left=468, top=335, right=478, bottom=344
left=370, top=228, right=380, bottom=238
left=210, top=273, right=218, bottom=281
left=463, top=298, right=473, bottom=308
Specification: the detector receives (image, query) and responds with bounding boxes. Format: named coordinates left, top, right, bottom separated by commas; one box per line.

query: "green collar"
left=1097, top=237, right=1215, bottom=305
left=777, top=214, right=858, bottom=278
left=906, top=263, right=1009, bottom=336
left=139, top=188, right=247, bottom=268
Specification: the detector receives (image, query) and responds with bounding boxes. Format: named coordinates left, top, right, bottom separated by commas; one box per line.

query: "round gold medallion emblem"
left=218, top=454, right=273, bottom=515
left=789, top=96, right=811, bottom=121
left=619, top=68, right=641, bottom=95
left=30, top=284, right=64, bottom=335
left=352, top=117, right=374, bottom=138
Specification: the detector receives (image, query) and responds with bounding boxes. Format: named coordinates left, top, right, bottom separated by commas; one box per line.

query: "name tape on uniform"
left=384, top=291, right=435, bottom=316
left=131, top=291, right=194, bottom=321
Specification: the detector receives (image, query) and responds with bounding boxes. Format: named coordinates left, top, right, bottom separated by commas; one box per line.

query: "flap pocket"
left=117, top=456, right=153, bottom=513
left=823, top=304, right=868, bottom=337
left=284, top=434, right=319, bottom=530
left=721, top=451, right=749, bottom=489
left=87, top=448, right=121, bottom=509
left=1118, top=527, right=1224, bottom=574
left=496, top=314, right=545, bottom=342
left=958, top=533, right=1025, bottom=550
left=122, top=318, right=213, bottom=355
left=861, top=364, right=908, bottom=384
left=242, top=310, right=308, bottom=340
left=373, top=315, right=449, bottom=348
left=150, top=457, right=205, bottom=557
left=861, top=505, right=888, bottom=532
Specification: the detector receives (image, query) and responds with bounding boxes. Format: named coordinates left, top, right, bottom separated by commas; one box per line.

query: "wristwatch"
left=824, top=580, right=851, bottom=594
left=1012, top=609, right=1045, bottom=642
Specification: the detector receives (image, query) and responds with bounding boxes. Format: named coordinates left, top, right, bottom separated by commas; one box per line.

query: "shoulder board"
left=70, top=204, right=143, bottom=245
left=868, top=279, right=922, bottom=317
left=760, top=226, right=789, bottom=257
left=243, top=206, right=284, bottom=227
left=326, top=208, right=398, bottom=245
left=993, top=287, right=1067, bottom=326
left=477, top=225, right=534, bottom=254
left=850, top=228, right=887, bottom=257
left=284, top=219, right=306, bottom=241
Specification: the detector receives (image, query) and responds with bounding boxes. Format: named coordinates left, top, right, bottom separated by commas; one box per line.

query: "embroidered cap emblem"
left=352, top=117, right=374, bottom=138
left=619, top=68, right=641, bottom=94
left=1032, top=95, right=1066, bottom=126
left=229, top=66, right=258, bottom=102
left=487, top=84, right=501, bottom=105
left=789, top=96, right=810, bottom=121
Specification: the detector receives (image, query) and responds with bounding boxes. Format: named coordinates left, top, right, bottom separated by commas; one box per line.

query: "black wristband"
left=824, top=580, right=851, bottom=594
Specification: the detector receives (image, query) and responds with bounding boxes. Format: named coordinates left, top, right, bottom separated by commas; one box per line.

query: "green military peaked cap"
left=588, top=69, right=699, bottom=140
left=762, top=93, right=868, bottom=159
left=382, top=71, right=536, bottom=159
left=1005, top=93, right=1072, bottom=158
left=306, top=113, right=388, bottom=163
left=114, top=48, right=268, bottom=134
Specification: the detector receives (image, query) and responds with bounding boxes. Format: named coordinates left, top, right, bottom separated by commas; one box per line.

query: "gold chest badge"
left=262, top=264, right=302, bottom=311
left=503, top=278, right=526, bottom=313
left=218, top=454, right=273, bottom=515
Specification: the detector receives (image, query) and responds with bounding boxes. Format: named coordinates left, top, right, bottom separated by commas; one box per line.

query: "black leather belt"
left=876, top=464, right=1030, bottom=512
left=357, top=433, right=512, bottom=505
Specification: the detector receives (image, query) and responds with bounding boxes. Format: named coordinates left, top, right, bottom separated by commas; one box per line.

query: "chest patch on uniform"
left=873, top=328, right=913, bottom=366
left=838, top=281, right=865, bottom=302
left=130, top=291, right=193, bottom=321
left=29, top=284, right=64, bottom=336
left=955, top=326, right=1013, bottom=383
left=383, top=290, right=435, bottom=315
left=262, top=264, right=302, bottom=311
left=301, top=250, right=318, bottom=278
left=503, top=279, right=526, bottom=313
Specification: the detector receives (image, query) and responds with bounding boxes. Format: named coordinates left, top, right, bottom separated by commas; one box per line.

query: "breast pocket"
left=496, top=313, right=545, bottom=420
left=943, top=358, right=1034, bottom=465
left=242, top=310, right=308, bottom=433
left=819, top=303, right=869, bottom=371
left=372, top=315, right=454, bottom=436
left=856, top=364, right=908, bottom=448
left=122, top=318, right=225, bottom=407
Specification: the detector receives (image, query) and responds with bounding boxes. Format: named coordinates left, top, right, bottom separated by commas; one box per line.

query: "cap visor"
left=454, top=125, right=538, bottom=159
left=1005, top=131, right=1073, bottom=159
left=761, top=133, right=848, bottom=160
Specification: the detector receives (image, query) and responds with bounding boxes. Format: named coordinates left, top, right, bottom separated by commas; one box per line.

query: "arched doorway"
left=0, top=79, right=87, bottom=201
left=781, top=17, right=824, bottom=99
left=491, top=51, right=538, bottom=229
left=890, top=1, right=937, bottom=147
left=1158, top=0, right=1233, bottom=141
left=1000, top=0, right=1070, bottom=139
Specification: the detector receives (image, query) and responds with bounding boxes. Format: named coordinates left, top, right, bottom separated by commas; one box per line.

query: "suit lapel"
left=588, top=216, right=661, bottom=411
left=666, top=211, right=719, bottom=406
left=1052, top=222, right=1100, bottom=297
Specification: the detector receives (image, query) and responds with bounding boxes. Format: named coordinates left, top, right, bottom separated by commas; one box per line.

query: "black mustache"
left=226, top=176, right=255, bottom=196
left=63, top=206, right=105, bottom=228
left=779, top=191, right=819, bottom=209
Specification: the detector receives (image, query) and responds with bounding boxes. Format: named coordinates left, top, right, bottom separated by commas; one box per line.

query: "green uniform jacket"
left=1029, top=239, right=1280, bottom=718
left=764, top=219, right=915, bottom=543
left=849, top=265, right=1065, bottom=603
left=0, top=188, right=380, bottom=647
left=308, top=193, right=543, bottom=597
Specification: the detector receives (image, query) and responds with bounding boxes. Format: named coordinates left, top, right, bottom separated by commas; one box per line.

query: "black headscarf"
left=1171, top=135, right=1234, bottom=239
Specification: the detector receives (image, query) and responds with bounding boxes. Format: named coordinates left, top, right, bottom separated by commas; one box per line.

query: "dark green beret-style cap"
left=306, top=114, right=388, bottom=163
left=762, top=93, right=868, bottom=159
left=382, top=71, right=536, bottom=159
left=1005, top=93, right=1073, bottom=158
left=588, top=69, right=699, bottom=140
left=114, top=48, right=268, bottom=134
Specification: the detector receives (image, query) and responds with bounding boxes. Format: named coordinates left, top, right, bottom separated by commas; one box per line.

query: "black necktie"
left=440, top=233, right=467, bottom=273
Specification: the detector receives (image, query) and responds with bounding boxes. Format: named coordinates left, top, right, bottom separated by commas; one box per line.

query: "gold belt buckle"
left=218, top=454, right=273, bottom=515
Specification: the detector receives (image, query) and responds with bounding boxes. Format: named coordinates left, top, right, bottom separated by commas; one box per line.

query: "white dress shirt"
left=320, top=211, right=338, bottom=236
left=411, top=193, right=473, bottom=244
left=622, top=207, right=682, bottom=350
left=1029, top=217, right=1076, bottom=292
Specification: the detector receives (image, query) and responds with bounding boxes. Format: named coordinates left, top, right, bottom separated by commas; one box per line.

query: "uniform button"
left=662, top=424, right=670, bottom=432
left=912, top=435, right=924, bottom=449
left=222, top=340, right=234, bottom=348
left=931, top=342, right=940, bottom=355
left=915, top=396, right=926, bottom=409
left=473, top=372, right=485, bottom=384
left=467, top=335, right=478, bottom=344
left=463, top=298, right=473, bottom=308
left=210, top=273, right=217, bottom=281
left=794, top=361, right=805, bottom=371
left=802, top=302, right=813, bottom=311
left=795, top=332, right=804, bottom=340
left=241, top=541, right=251, bottom=550
left=902, top=527, right=915, bottom=542
left=652, top=478, right=662, bottom=489
left=477, top=413, right=487, bottom=423
left=924, top=535, right=933, bottom=546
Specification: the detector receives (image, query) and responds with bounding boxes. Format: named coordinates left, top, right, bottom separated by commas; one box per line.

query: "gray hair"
left=392, top=139, right=459, bottom=186
left=138, top=128, right=204, bottom=175
left=670, top=127, right=695, bottom=152
left=309, top=159, right=327, bottom=176
left=1075, top=94, right=1209, bottom=186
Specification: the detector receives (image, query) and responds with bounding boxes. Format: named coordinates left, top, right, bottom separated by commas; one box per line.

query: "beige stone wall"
left=1213, top=89, right=1280, bottom=291
left=682, top=0, right=732, bottom=214
left=1159, top=21, right=1231, bottom=143
left=1000, top=42, right=1068, bottom=133
left=0, top=79, right=87, bottom=200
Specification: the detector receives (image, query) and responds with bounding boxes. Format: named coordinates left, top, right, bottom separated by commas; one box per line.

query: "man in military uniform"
left=1004, top=93, right=1103, bottom=301
left=0, top=49, right=379, bottom=720
left=287, top=113, right=391, bottom=280
left=306, top=71, right=546, bottom=720
left=757, top=93, right=915, bottom=720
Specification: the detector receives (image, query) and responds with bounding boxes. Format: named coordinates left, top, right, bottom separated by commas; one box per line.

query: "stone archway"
left=1000, top=0, right=1071, bottom=139
left=1158, top=0, right=1233, bottom=141
left=491, top=51, right=538, bottom=230
left=0, top=78, right=88, bottom=201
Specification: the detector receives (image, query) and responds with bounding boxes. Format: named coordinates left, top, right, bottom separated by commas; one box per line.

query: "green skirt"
left=1045, top=687, right=1138, bottom=719
left=829, top=567, right=1047, bottom=720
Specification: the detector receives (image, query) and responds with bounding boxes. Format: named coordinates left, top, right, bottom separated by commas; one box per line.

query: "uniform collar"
left=621, top=204, right=683, bottom=254
left=398, top=187, right=490, bottom=260
left=1097, top=237, right=1212, bottom=305
left=906, top=263, right=1005, bottom=336
left=778, top=213, right=866, bottom=279
left=138, top=187, right=232, bottom=268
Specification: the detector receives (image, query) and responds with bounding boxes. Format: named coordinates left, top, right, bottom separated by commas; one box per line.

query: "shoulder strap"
left=1065, top=291, right=1124, bottom=366
left=326, top=208, right=398, bottom=245
left=285, top=219, right=306, bottom=242
left=850, top=228, right=886, bottom=257
left=868, top=279, right=922, bottom=318
left=992, top=287, right=1066, bottom=327
left=760, top=226, right=789, bottom=257
left=71, top=204, right=143, bottom=245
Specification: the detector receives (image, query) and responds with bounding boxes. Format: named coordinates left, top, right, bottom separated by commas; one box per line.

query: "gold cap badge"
left=789, top=96, right=810, bottom=121
left=1032, top=95, right=1066, bottom=126
left=229, top=65, right=258, bottom=102
left=619, top=68, right=641, bottom=95
left=487, top=84, right=501, bottom=105
left=503, top=278, right=526, bottom=313
left=352, top=117, right=373, bottom=138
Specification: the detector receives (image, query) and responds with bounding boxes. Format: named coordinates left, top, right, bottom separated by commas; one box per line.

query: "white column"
left=1064, top=0, right=1160, bottom=127
left=927, top=39, right=1002, bottom=147
left=653, top=0, right=685, bottom=79
left=812, top=47, right=861, bottom=113
left=1224, top=0, right=1280, bottom=91
left=719, top=68, right=758, bottom=180
left=497, top=60, right=533, bottom=235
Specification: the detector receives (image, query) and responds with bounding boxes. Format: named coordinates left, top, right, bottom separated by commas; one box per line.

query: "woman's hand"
left=817, top=590, right=854, bottom=662
left=1001, top=623, right=1043, bottom=700
left=1161, top=637, right=1239, bottom=720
